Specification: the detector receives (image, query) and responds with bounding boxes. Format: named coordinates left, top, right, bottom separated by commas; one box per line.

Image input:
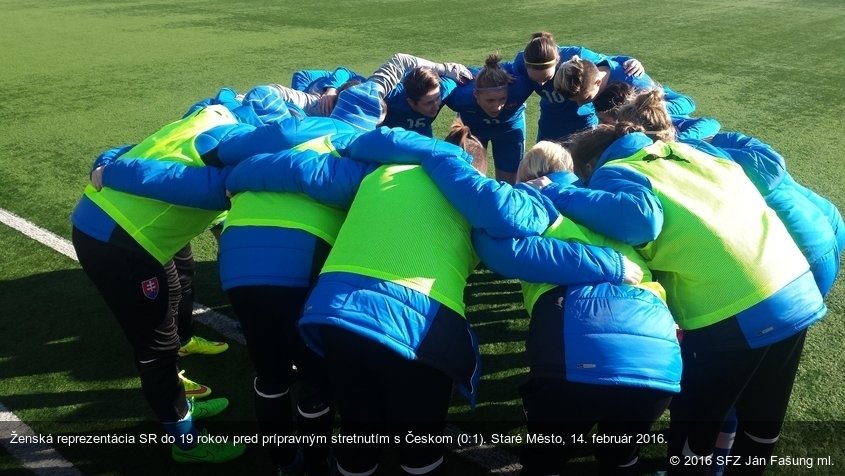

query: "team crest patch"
left=141, top=277, right=160, bottom=300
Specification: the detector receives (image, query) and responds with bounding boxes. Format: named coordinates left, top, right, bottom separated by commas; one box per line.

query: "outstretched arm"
left=345, top=127, right=553, bottom=238
left=225, top=149, right=371, bottom=209
left=542, top=167, right=664, bottom=246
left=675, top=117, right=721, bottom=142
left=709, top=131, right=787, bottom=194
left=90, top=145, right=134, bottom=175
left=94, top=159, right=230, bottom=210
left=367, top=53, right=472, bottom=96
left=472, top=228, right=640, bottom=286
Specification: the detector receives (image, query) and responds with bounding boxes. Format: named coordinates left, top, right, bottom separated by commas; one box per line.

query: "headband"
left=524, top=59, right=558, bottom=67
left=475, top=85, right=509, bottom=92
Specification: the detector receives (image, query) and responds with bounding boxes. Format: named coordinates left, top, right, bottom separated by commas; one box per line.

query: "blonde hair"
left=516, top=141, right=573, bottom=182
left=553, top=55, right=599, bottom=99
left=615, top=89, right=676, bottom=142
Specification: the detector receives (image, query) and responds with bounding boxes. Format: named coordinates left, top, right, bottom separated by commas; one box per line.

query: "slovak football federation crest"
left=141, top=277, right=160, bottom=300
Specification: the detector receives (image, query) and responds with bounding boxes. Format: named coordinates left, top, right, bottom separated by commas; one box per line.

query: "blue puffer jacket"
left=217, top=109, right=385, bottom=290
left=686, top=132, right=843, bottom=296
left=473, top=172, right=681, bottom=393
left=220, top=142, right=377, bottom=290
left=541, top=133, right=826, bottom=348
left=70, top=102, right=267, bottom=245
left=238, top=127, right=629, bottom=404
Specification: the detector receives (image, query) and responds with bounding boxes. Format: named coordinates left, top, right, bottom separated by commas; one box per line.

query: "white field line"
left=0, top=402, right=83, bottom=476
left=0, top=207, right=520, bottom=475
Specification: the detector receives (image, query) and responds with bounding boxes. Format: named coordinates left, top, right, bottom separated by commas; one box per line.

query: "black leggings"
left=321, top=327, right=453, bottom=475
left=668, top=320, right=808, bottom=476
left=225, top=238, right=333, bottom=469
left=72, top=226, right=187, bottom=422
left=520, top=377, right=672, bottom=475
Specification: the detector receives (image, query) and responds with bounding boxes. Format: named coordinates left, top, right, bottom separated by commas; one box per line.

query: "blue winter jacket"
left=541, top=133, right=826, bottom=348
left=231, top=127, right=629, bottom=404
left=291, top=67, right=366, bottom=94
left=217, top=114, right=375, bottom=290
left=473, top=172, right=681, bottom=393
left=688, top=132, right=843, bottom=296
left=71, top=104, right=259, bottom=245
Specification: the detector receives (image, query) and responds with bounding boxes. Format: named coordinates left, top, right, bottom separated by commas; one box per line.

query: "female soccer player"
left=540, top=122, right=826, bottom=475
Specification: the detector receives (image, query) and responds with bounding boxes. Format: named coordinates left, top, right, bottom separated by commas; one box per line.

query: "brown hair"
left=475, top=53, right=513, bottom=89
left=593, top=82, right=637, bottom=122
left=516, top=141, right=573, bottom=182
left=566, top=122, right=646, bottom=179
left=614, top=89, right=676, bottom=142
left=337, top=79, right=363, bottom=94
left=523, top=31, right=559, bottom=69
left=402, top=67, right=441, bottom=102
left=554, top=55, right=599, bottom=99
left=445, top=119, right=487, bottom=175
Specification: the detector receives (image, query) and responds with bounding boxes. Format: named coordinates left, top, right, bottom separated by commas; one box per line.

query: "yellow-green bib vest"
left=84, top=105, right=237, bottom=264
left=604, top=141, right=809, bottom=330
left=521, top=215, right=666, bottom=316
left=322, top=164, right=478, bottom=316
left=223, top=135, right=346, bottom=245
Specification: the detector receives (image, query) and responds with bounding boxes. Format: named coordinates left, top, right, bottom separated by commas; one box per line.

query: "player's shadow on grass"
left=0, top=264, right=254, bottom=416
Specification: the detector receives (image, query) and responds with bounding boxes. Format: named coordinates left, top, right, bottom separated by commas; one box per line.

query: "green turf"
left=2, top=0, right=844, bottom=474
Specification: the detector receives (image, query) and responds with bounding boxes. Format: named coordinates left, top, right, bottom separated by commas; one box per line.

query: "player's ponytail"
left=616, top=89, right=675, bottom=142
left=445, top=119, right=487, bottom=175
left=475, top=53, right=513, bottom=90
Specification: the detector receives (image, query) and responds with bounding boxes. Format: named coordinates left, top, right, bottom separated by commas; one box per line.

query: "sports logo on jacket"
left=141, top=277, right=160, bottom=300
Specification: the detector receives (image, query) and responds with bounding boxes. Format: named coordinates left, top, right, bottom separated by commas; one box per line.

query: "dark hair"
left=593, top=82, right=636, bottom=115
left=445, top=119, right=487, bottom=175
left=402, top=67, right=441, bottom=102
left=565, top=122, right=645, bottom=178
left=337, top=79, right=363, bottom=94
left=523, top=31, right=558, bottom=68
left=475, top=53, right=513, bottom=89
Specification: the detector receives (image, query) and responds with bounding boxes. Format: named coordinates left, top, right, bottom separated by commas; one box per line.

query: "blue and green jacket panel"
left=217, top=116, right=360, bottom=164
left=541, top=133, right=825, bottom=346
left=697, top=132, right=843, bottom=296
left=473, top=172, right=680, bottom=392
left=183, top=86, right=297, bottom=125
left=71, top=105, right=253, bottom=263
left=219, top=136, right=373, bottom=291
left=280, top=128, right=556, bottom=404
left=382, top=76, right=457, bottom=137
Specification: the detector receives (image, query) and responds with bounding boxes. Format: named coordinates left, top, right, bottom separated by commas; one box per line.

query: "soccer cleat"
left=171, top=430, right=246, bottom=463
left=179, top=336, right=229, bottom=357
left=179, top=370, right=212, bottom=399
left=189, top=397, right=229, bottom=420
